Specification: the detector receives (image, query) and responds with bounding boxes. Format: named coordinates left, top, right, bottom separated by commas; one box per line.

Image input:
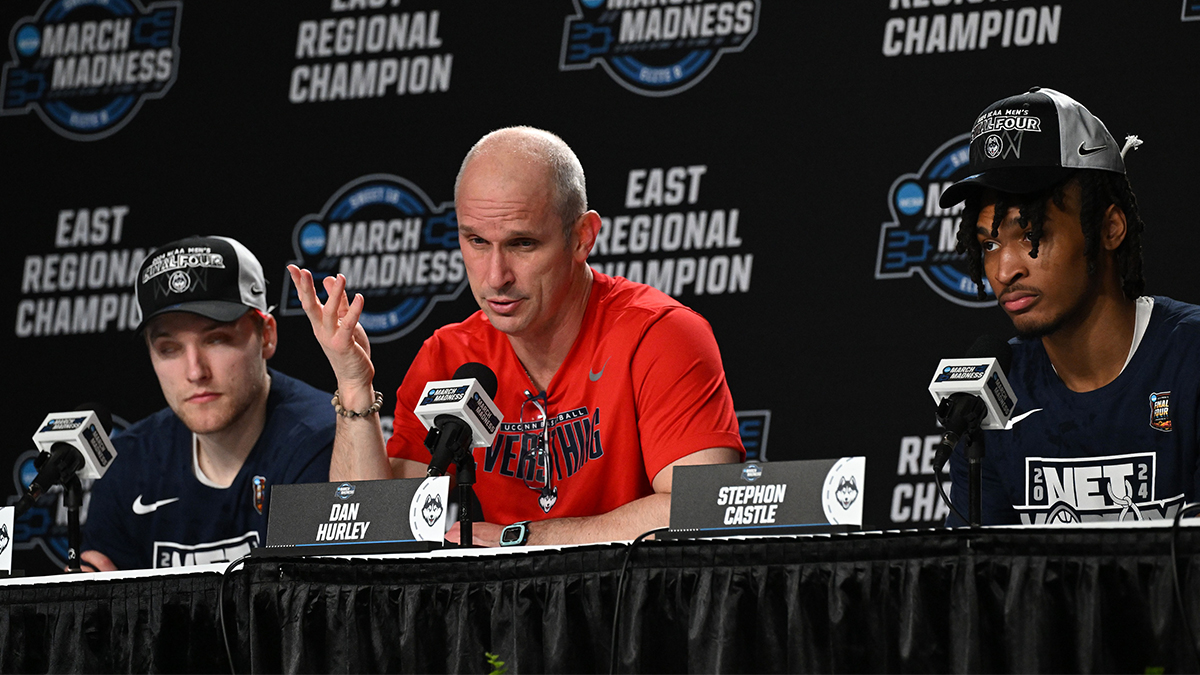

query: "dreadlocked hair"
left=954, top=169, right=1146, bottom=301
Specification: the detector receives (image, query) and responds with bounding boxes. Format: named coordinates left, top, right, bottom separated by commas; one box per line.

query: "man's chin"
left=1012, top=313, right=1065, bottom=340
left=482, top=310, right=527, bottom=336
left=174, top=407, right=237, bottom=436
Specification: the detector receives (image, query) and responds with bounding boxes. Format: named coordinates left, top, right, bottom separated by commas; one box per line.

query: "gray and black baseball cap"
left=939, top=87, right=1126, bottom=208
left=135, top=235, right=269, bottom=332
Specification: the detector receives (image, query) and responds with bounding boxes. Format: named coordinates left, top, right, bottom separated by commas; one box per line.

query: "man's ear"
left=1101, top=203, right=1128, bottom=251
left=572, top=211, right=602, bottom=262
left=261, top=313, right=278, bottom=359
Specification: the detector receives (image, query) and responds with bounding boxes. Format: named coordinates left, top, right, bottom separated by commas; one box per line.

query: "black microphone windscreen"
left=966, top=334, right=1013, bottom=373
left=76, top=402, right=113, bottom=435
left=453, top=362, right=498, bottom=399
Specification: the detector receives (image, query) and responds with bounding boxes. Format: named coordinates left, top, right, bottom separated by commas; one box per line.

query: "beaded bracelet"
left=331, top=389, right=384, bottom=418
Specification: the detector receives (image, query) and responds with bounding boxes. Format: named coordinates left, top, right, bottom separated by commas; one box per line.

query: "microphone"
left=16, top=404, right=118, bottom=516
left=928, top=335, right=1017, bottom=471
left=414, top=363, right=503, bottom=477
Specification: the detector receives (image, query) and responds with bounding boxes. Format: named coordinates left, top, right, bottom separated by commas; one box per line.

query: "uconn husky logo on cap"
left=875, top=134, right=996, bottom=307
left=1, top=0, right=182, bottom=140
left=282, top=174, right=467, bottom=342
left=559, top=0, right=760, bottom=97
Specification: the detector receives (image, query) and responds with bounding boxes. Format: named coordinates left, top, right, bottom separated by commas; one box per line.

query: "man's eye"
left=981, top=240, right=999, bottom=252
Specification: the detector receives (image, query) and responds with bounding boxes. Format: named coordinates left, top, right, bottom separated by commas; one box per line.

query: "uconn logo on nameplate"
left=664, top=457, right=866, bottom=539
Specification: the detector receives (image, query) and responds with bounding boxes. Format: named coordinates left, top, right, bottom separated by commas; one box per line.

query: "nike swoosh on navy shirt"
left=132, top=495, right=180, bottom=515
left=1004, top=408, right=1044, bottom=430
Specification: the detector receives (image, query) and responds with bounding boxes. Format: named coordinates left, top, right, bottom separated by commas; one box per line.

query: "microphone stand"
left=935, top=393, right=988, bottom=528
left=962, top=427, right=986, bottom=529
left=63, top=475, right=83, bottom=572
left=455, top=452, right=476, bottom=549
left=424, top=423, right=478, bottom=549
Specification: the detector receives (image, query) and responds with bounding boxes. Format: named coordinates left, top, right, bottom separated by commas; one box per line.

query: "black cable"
left=219, top=553, right=252, bottom=675
left=609, top=527, right=667, bottom=675
left=1170, top=502, right=1200, bottom=669
left=933, top=465, right=970, bottom=528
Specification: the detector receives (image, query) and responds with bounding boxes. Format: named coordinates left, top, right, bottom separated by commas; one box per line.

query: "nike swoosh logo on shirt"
left=1078, top=142, right=1106, bottom=156
left=1004, top=408, right=1044, bottom=430
left=589, top=357, right=610, bottom=382
left=132, top=495, right=180, bottom=515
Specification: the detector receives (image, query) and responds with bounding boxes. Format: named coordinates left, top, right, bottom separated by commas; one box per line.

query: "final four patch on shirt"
left=253, top=475, right=267, bottom=514
left=1149, top=392, right=1172, bottom=432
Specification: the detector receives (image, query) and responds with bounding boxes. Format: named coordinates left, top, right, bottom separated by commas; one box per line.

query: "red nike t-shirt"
left=386, top=272, right=744, bottom=524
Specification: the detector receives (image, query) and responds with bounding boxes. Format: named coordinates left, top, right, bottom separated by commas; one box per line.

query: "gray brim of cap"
left=135, top=300, right=252, bottom=333
left=938, top=166, right=1074, bottom=209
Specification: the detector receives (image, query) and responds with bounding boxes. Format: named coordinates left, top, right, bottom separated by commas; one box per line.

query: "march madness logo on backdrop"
left=560, top=0, right=759, bottom=97
left=1, top=0, right=182, bottom=140
left=875, top=133, right=996, bottom=307
left=281, top=174, right=466, bottom=342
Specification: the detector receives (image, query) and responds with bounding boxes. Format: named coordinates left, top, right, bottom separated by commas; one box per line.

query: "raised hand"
left=287, top=265, right=376, bottom=407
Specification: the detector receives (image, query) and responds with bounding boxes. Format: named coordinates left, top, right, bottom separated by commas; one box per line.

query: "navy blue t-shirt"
left=82, top=369, right=335, bottom=569
left=949, top=296, right=1200, bottom=526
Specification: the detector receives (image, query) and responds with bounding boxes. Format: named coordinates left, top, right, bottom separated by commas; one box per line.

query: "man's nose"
left=185, top=345, right=211, bottom=382
left=992, top=242, right=1028, bottom=288
left=483, top=248, right=515, bottom=291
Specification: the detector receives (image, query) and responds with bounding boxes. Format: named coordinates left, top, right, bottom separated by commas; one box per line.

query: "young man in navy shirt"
left=80, top=236, right=335, bottom=569
left=939, top=88, right=1200, bottom=525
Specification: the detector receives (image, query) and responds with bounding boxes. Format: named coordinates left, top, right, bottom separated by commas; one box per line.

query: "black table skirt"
left=4, top=528, right=1200, bottom=673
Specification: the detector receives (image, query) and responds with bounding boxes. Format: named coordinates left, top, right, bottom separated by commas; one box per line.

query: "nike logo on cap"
left=133, top=495, right=180, bottom=515
left=1078, top=142, right=1106, bottom=156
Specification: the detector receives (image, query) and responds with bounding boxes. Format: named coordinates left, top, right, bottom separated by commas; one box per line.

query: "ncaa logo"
left=282, top=174, right=467, bottom=343
left=560, top=0, right=760, bottom=97
left=1, top=0, right=182, bottom=141
left=875, top=133, right=996, bottom=307
left=741, top=463, right=762, bottom=482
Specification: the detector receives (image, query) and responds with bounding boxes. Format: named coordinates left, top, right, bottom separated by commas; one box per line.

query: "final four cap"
left=938, top=87, right=1126, bottom=208
left=135, top=235, right=269, bottom=332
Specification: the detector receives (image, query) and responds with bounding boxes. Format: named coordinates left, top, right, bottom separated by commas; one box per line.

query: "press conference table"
left=2, top=523, right=1199, bottom=673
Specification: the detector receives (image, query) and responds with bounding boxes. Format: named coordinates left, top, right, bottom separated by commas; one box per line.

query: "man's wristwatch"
left=499, top=521, right=532, bottom=547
